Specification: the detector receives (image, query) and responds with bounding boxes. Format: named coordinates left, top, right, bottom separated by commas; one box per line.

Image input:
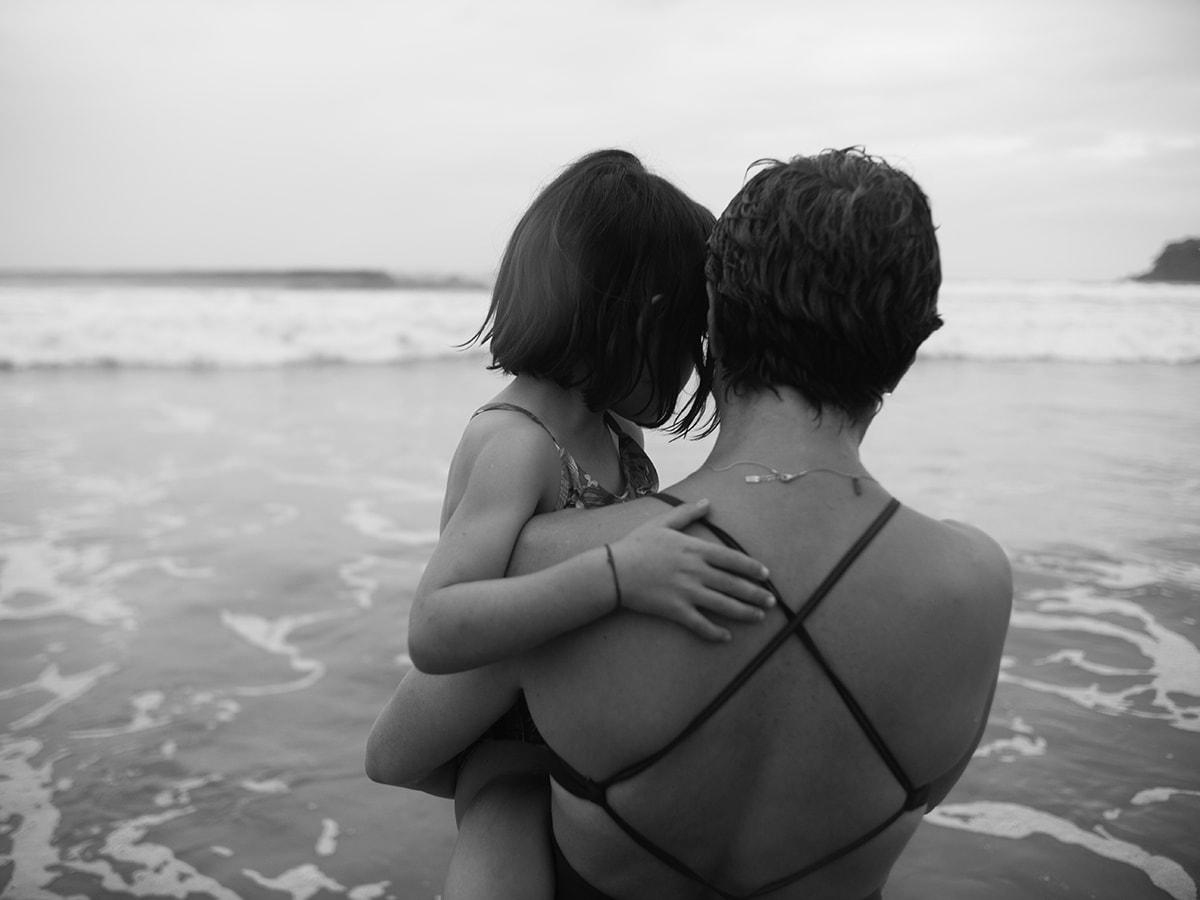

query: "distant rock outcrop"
left=1134, top=238, right=1200, bottom=283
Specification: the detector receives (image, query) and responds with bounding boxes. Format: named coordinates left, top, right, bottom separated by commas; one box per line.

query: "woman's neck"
left=706, top=386, right=871, bottom=474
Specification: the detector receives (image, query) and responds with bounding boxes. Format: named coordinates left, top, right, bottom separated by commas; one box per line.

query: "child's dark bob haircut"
left=706, top=147, right=943, bottom=421
left=471, top=149, right=716, bottom=434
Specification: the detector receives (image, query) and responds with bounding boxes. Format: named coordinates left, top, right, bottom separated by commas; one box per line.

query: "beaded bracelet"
left=603, top=544, right=623, bottom=612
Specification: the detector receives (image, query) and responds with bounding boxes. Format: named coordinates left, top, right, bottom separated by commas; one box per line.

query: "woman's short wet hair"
left=706, top=148, right=943, bottom=420
left=471, top=149, right=716, bottom=433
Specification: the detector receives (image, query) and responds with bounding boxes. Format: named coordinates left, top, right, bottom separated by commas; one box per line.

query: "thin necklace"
left=707, top=460, right=877, bottom=496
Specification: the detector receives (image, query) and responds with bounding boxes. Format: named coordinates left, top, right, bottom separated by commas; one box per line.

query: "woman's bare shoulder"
left=941, top=518, right=1012, bottom=589
left=923, top=516, right=1014, bottom=641
left=881, top=507, right=1012, bottom=639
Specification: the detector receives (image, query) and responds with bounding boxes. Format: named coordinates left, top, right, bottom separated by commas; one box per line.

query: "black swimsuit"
left=546, top=493, right=994, bottom=900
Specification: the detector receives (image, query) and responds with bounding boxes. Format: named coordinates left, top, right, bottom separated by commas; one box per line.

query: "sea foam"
left=927, top=801, right=1196, bottom=900
left=1, top=280, right=1197, bottom=368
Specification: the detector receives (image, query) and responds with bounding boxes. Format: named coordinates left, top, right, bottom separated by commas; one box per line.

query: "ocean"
left=1, top=280, right=1198, bottom=899
left=1, top=280, right=1197, bottom=369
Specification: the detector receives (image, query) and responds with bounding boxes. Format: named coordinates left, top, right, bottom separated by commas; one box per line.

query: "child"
left=405, top=149, right=774, bottom=899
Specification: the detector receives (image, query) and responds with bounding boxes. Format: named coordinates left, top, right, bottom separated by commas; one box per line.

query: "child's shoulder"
left=440, top=407, right=566, bottom=519
left=451, top=405, right=564, bottom=480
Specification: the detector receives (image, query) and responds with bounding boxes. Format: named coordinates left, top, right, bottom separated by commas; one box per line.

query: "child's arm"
left=407, top=431, right=773, bottom=675
left=407, top=428, right=620, bottom=674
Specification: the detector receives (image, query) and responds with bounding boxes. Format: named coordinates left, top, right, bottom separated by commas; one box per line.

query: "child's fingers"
left=648, top=499, right=712, bottom=531
left=700, top=543, right=770, bottom=582
left=701, top=569, right=775, bottom=609
left=674, top=605, right=733, bottom=643
left=691, top=587, right=769, bottom=623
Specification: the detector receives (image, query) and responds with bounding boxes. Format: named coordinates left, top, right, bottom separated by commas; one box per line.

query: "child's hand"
left=607, top=499, right=775, bottom=642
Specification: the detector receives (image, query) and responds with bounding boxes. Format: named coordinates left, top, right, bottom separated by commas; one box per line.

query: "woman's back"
left=522, top=476, right=1011, bottom=899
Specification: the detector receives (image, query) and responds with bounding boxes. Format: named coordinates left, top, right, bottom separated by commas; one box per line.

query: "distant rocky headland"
left=1134, top=238, right=1200, bottom=283
left=0, top=269, right=489, bottom=290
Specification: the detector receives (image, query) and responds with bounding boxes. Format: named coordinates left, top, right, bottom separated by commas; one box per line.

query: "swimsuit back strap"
left=472, top=402, right=563, bottom=451
left=743, top=804, right=909, bottom=897
left=546, top=750, right=733, bottom=898
left=601, top=804, right=742, bottom=900
left=547, top=493, right=916, bottom=898
left=793, top=626, right=921, bottom=801
left=603, top=494, right=900, bottom=788
left=555, top=732, right=910, bottom=900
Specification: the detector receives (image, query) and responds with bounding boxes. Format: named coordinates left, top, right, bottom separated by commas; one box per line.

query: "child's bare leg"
left=444, top=772, right=553, bottom=900
left=444, top=740, right=554, bottom=900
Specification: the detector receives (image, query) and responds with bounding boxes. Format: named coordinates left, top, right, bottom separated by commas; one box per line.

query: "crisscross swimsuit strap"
left=546, top=492, right=982, bottom=898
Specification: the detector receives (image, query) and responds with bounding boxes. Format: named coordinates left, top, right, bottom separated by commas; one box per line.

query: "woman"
left=367, top=148, right=1012, bottom=899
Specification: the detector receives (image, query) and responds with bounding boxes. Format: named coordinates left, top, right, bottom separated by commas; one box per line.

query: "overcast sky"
left=2, top=0, right=1197, bottom=280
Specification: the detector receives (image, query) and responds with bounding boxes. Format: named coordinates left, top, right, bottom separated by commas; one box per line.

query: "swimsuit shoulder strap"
left=474, top=402, right=587, bottom=509
left=472, top=402, right=563, bottom=451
